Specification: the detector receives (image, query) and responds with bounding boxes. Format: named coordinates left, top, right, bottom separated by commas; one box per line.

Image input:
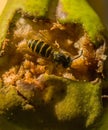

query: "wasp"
left=27, top=39, right=83, bottom=68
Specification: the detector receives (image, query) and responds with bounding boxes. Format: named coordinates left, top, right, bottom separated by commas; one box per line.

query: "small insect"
left=27, top=39, right=83, bottom=68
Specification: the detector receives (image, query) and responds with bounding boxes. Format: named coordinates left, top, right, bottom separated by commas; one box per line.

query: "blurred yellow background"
left=0, top=0, right=7, bottom=15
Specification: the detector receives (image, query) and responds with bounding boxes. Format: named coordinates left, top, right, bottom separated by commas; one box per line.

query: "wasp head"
left=53, top=51, right=72, bottom=68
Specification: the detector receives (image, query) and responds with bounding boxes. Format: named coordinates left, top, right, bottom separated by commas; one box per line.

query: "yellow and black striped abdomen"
left=28, top=39, right=53, bottom=58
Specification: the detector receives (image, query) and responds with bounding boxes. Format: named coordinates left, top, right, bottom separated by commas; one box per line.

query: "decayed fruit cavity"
left=0, top=11, right=106, bottom=91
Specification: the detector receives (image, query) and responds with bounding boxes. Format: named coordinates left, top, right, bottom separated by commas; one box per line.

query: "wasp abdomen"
left=28, top=39, right=52, bottom=58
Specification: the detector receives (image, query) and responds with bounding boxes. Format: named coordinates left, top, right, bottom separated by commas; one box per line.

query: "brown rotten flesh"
left=0, top=16, right=106, bottom=90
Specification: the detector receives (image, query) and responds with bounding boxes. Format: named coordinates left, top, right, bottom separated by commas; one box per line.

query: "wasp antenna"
left=72, top=49, right=83, bottom=61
